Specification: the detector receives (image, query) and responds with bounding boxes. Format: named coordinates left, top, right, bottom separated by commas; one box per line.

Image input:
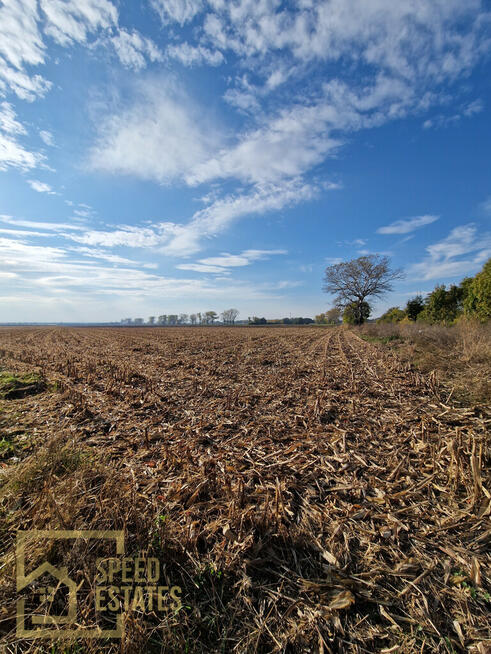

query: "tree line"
left=121, top=309, right=240, bottom=326
left=377, top=258, right=490, bottom=324
left=323, top=254, right=490, bottom=325
left=248, top=316, right=314, bottom=325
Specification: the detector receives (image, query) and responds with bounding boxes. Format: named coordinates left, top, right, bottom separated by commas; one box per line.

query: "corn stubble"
left=0, top=327, right=489, bottom=653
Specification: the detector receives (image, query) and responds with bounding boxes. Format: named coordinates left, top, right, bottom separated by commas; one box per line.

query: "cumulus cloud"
left=89, top=79, right=220, bottom=185
left=188, top=74, right=423, bottom=186
left=377, top=215, right=439, bottom=235
left=83, top=4, right=489, bottom=196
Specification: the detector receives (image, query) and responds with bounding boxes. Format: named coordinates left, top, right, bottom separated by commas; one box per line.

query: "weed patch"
left=0, top=371, right=46, bottom=399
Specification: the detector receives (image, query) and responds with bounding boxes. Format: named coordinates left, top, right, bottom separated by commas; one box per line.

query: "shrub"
left=343, top=301, right=370, bottom=325
left=419, top=284, right=464, bottom=324
left=463, top=259, right=491, bottom=323
left=377, top=307, right=406, bottom=323
left=406, top=295, right=425, bottom=321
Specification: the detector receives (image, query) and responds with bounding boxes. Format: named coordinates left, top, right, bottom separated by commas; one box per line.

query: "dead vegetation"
left=358, top=320, right=491, bottom=406
left=0, top=326, right=489, bottom=653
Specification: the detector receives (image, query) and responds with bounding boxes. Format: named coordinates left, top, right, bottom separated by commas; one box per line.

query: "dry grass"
left=0, top=327, right=489, bottom=653
left=358, top=320, right=491, bottom=405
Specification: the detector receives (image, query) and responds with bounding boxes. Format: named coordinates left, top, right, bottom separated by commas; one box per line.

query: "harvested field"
left=0, top=326, right=489, bottom=653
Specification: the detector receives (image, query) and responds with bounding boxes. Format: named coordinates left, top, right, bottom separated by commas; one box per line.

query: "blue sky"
left=0, top=0, right=490, bottom=322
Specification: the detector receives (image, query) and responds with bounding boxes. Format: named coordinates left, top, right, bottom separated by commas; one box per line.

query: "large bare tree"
left=323, top=255, right=404, bottom=324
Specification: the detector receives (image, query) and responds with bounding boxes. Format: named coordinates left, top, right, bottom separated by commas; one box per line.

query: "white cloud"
left=223, top=87, right=260, bottom=113
left=0, top=102, right=26, bottom=134
left=200, top=249, right=286, bottom=267
left=83, top=5, right=489, bottom=195
left=187, top=74, right=433, bottom=186
left=202, top=0, right=488, bottom=83
left=40, top=0, right=117, bottom=47
left=187, top=107, right=342, bottom=186
left=0, top=58, right=52, bottom=101
left=408, top=224, right=491, bottom=280
left=0, top=133, right=43, bottom=171
left=150, top=0, right=203, bottom=25
left=0, top=0, right=45, bottom=69
left=0, top=102, right=43, bottom=171
left=463, top=99, right=484, bottom=117
left=163, top=179, right=318, bottom=255
left=89, top=78, right=220, bottom=185
left=0, top=233, right=294, bottom=323
left=480, top=196, right=491, bottom=215
left=338, top=238, right=366, bottom=246
left=166, top=43, right=224, bottom=67
left=176, top=263, right=226, bottom=274
left=377, top=215, right=439, bottom=235
left=66, top=224, right=168, bottom=249
left=111, top=28, right=163, bottom=70
left=39, top=129, right=55, bottom=146
left=422, top=99, right=484, bottom=129
left=0, top=0, right=120, bottom=99
left=65, top=179, right=317, bottom=256
left=71, top=246, right=157, bottom=267
left=27, top=179, right=56, bottom=194
left=177, top=248, right=287, bottom=273
left=0, top=215, right=84, bottom=231
left=0, top=0, right=49, bottom=100
left=426, top=224, right=488, bottom=260
left=0, top=0, right=155, bottom=102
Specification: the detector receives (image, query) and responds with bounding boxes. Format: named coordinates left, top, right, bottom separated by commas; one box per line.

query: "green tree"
left=405, top=295, right=424, bottom=321
left=463, top=259, right=491, bottom=322
left=326, top=307, right=341, bottom=324
left=343, top=301, right=370, bottom=325
left=419, top=284, right=464, bottom=324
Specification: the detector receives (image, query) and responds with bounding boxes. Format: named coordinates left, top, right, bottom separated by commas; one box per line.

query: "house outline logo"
left=16, top=529, right=124, bottom=640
